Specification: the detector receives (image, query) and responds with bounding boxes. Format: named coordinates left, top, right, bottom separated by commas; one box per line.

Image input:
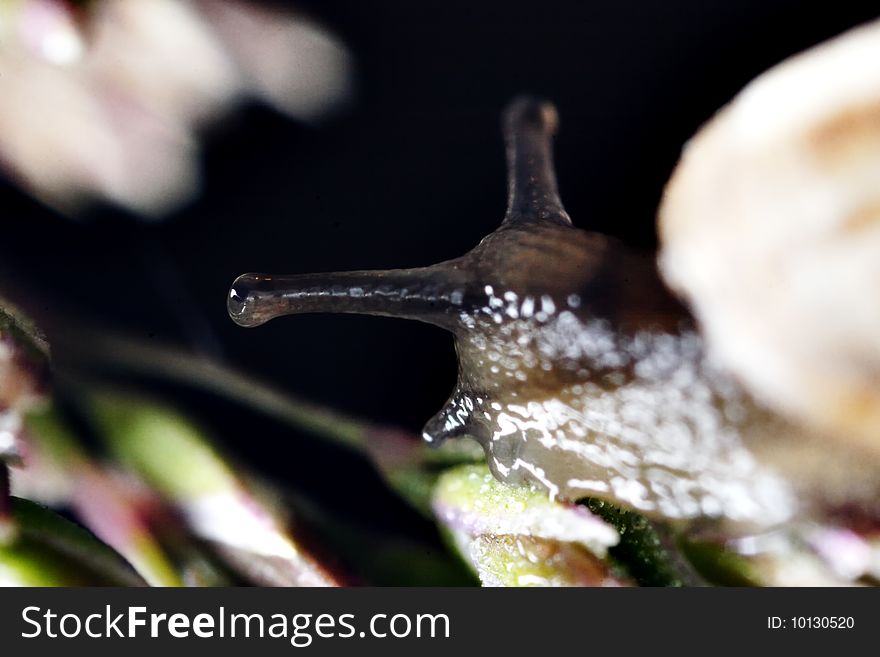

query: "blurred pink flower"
left=0, top=0, right=352, bottom=217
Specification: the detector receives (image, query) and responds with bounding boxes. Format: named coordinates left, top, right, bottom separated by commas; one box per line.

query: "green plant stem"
left=53, top=329, right=483, bottom=507
left=54, top=329, right=378, bottom=453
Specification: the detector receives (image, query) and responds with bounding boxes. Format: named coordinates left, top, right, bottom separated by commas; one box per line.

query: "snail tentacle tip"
left=503, top=96, right=559, bottom=135
left=227, top=273, right=267, bottom=328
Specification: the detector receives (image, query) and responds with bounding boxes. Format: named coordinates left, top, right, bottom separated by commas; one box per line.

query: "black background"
left=1, top=1, right=878, bottom=544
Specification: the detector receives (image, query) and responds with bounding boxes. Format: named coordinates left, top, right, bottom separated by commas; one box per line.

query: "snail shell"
left=659, top=18, right=880, bottom=463
left=230, top=84, right=880, bottom=534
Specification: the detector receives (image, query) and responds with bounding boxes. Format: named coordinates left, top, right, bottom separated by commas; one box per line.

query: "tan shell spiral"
left=659, top=19, right=880, bottom=459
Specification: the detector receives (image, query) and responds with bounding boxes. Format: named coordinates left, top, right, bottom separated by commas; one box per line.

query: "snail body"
left=230, top=97, right=880, bottom=535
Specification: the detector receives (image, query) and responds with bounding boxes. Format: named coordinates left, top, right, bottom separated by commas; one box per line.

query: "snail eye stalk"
left=502, top=97, right=571, bottom=226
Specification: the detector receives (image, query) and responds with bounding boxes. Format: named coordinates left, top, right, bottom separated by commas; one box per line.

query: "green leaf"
left=0, top=497, right=145, bottom=586
left=678, top=538, right=761, bottom=586
left=88, top=393, right=340, bottom=586
left=433, top=464, right=625, bottom=586
left=582, top=498, right=694, bottom=587
left=24, top=404, right=185, bottom=586
left=448, top=533, right=623, bottom=587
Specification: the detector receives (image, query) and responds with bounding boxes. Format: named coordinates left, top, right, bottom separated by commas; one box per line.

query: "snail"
left=229, top=53, right=880, bottom=535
